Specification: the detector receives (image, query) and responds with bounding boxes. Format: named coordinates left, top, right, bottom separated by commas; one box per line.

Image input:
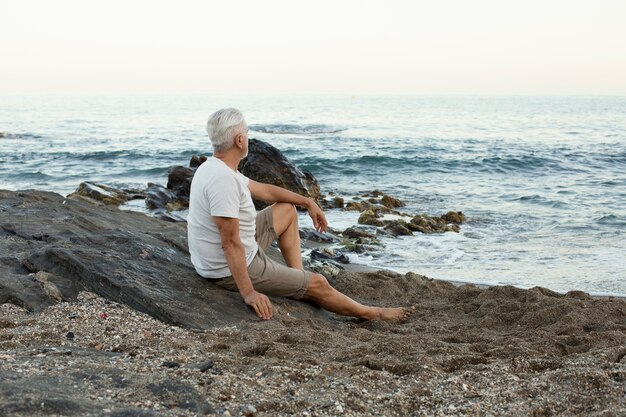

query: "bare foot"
left=376, top=306, right=415, bottom=323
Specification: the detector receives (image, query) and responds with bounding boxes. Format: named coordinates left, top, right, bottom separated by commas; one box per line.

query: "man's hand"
left=308, top=201, right=328, bottom=233
left=243, top=290, right=273, bottom=320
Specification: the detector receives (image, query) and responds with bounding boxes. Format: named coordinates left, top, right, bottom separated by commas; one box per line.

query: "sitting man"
left=187, top=108, right=412, bottom=322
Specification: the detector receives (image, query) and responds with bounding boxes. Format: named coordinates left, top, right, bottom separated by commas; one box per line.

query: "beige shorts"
left=214, top=205, right=311, bottom=299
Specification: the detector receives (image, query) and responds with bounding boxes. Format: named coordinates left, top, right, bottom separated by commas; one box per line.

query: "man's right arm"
left=214, top=216, right=273, bottom=320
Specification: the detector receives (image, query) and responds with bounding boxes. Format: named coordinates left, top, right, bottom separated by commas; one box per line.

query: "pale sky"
left=1, top=0, right=625, bottom=95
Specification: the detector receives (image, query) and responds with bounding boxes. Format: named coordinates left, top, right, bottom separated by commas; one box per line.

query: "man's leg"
left=302, top=273, right=413, bottom=322
left=271, top=203, right=304, bottom=270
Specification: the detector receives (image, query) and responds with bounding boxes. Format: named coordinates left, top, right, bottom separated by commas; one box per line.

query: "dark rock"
left=66, top=332, right=75, bottom=340
left=162, top=361, right=181, bottom=368
left=332, top=197, right=345, bottom=208
left=189, top=154, right=208, bottom=168
left=145, top=183, right=178, bottom=210
left=194, top=360, right=214, bottom=372
left=362, top=190, right=384, bottom=197
left=341, top=226, right=375, bottom=239
left=166, top=166, right=194, bottom=203
left=238, top=139, right=321, bottom=209
left=68, top=182, right=146, bottom=206
left=383, top=220, right=413, bottom=236
left=0, top=190, right=329, bottom=328
left=381, top=195, right=405, bottom=208
left=441, top=211, right=466, bottom=225
left=345, top=201, right=367, bottom=211
left=310, top=248, right=350, bottom=265
left=408, top=213, right=463, bottom=234
left=358, top=210, right=385, bottom=227
left=301, top=229, right=339, bottom=244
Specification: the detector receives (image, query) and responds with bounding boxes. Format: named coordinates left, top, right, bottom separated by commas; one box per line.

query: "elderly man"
left=188, top=108, right=412, bottom=322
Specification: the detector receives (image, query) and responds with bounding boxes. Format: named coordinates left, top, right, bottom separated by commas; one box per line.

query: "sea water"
left=1, top=95, right=625, bottom=296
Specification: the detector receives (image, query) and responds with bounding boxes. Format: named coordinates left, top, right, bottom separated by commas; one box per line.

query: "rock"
left=408, top=214, right=455, bottom=234
left=441, top=211, right=465, bottom=225
left=310, top=248, right=349, bottom=265
left=151, top=141, right=321, bottom=212
left=189, top=155, right=207, bottom=168
left=332, top=197, right=344, bottom=208
left=238, top=139, right=321, bottom=209
left=194, top=360, right=214, bottom=372
left=383, top=220, right=413, bottom=236
left=358, top=210, right=385, bottom=227
left=0, top=190, right=329, bottom=328
left=300, top=229, right=338, bottom=244
left=68, top=182, right=146, bottom=206
left=166, top=166, right=194, bottom=204
left=345, top=201, right=367, bottom=211
left=341, top=226, right=375, bottom=240
left=362, top=190, right=384, bottom=197
left=381, top=195, right=405, bottom=208
left=145, top=183, right=178, bottom=210
left=162, top=361, right=181, bottom=368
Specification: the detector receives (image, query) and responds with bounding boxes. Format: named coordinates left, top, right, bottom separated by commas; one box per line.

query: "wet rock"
left=341, top=226, right=375, bottom=240
left=145, top=183, right=178, bottom=210
left=310, top=248, right=350, bottom=265
left=383, top=220, right=413, bottom=236
left=441, top=211, right=466, bottom=225
left=68, top=182, right=146, bottom=206
left=300, top=229, right=339, bottom=244
left=358, top=210, right=385, bottom=227
left=409, top=214, right=454, bottom=234
left=238, top=139, right=321, bottom=209
left=381, top=195, right=405, bottom=208
left=362, top=190, right=384, bottom=197
left=345, top=201, right=367, bottom=211
left=332, top=197, right=345, bottom=208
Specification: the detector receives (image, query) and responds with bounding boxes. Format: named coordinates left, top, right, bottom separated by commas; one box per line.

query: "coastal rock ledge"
left=0, top=189, right=327, bottom=329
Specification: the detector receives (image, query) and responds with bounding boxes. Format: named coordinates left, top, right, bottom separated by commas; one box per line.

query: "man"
left=188, top=108, right=412, bottom=322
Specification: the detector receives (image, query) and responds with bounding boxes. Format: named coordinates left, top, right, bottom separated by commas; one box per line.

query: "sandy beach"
left=2, top=268, right=625, bottom=416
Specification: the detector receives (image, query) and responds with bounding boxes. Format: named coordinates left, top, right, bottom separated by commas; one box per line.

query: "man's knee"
left=305, top=273, right=332, bottom=297
left=273, top=202, right=298, bottom=224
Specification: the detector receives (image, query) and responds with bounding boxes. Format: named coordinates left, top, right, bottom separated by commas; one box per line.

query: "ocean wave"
left=596, top=214, right=626, bottom=228
left=0, top=132, right=42, bottom=139
left=3, top=170, right=53, bottom=180
left=249, top=124, right=347, bottom=135
left=296, top=153, right=573, bottom=175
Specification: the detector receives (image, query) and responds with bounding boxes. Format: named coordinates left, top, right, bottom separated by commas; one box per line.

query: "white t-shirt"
left=187, top=157, right=258, bottom=278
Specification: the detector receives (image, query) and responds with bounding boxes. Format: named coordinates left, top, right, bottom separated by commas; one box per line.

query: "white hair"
left=206, top=108, right=247, bottom=153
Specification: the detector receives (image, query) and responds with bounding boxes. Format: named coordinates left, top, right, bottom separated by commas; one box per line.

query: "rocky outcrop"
left=237, top=139, right=321, bottom=209
left=68, top=182, right=146, bottom=206
left=150, top=139, right=321, bottom=212
left=0, top=190, right=327, bottom=329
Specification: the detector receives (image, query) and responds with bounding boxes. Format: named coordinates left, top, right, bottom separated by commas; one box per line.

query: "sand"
left=1, top=269, right=625, bottom=416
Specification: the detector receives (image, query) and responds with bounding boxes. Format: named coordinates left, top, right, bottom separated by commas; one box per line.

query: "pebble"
left=161, top=360, right=180, bottom=368
left=196, top=360, right=214, bottom=372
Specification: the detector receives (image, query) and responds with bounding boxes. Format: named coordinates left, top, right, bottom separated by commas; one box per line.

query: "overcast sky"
left=1, top=0, right=625, bottom=95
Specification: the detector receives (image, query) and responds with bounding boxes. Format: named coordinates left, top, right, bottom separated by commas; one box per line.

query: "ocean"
left=1, top=95, right=625, bottom=296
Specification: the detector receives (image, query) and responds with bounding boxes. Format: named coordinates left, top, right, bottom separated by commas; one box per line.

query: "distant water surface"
left=1, top=95, right=625, bottom=296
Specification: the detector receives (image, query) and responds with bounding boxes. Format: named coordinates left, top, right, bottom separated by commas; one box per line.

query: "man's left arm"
left=248, top=180, right=328, bottom=232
